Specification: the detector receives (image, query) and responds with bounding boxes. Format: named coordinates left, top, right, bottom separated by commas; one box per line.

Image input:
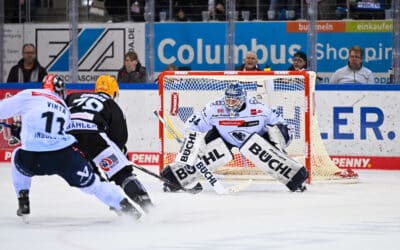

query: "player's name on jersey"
left=66, top=120, right=98, bottom=131
left=34, top=132, right=57, bottom=139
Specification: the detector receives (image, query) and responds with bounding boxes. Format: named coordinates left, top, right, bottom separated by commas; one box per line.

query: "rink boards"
left=0, top=83, right=399, bottom=170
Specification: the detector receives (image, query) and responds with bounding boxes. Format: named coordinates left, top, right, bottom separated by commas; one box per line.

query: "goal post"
left=158, top=70, right=351, bottom=183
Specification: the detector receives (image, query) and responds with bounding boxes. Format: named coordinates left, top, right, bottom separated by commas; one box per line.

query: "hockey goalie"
left=160, top=82, right=309, bottom=193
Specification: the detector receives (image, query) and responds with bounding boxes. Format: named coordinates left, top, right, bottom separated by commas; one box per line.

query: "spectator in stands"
left=235, top=51, right=262, bottom=71
left=173, top=0, right=208, bottom=21
left=237, top=0, right=268, bottom=21
left=318, top=0, right=340, bottom=20
left=7, top=43, right=47, bottom=83
left=288, top=51, right=307, bottom=71
left=212, top=0, right=226, bottom=21
left=156, top=0, right=171, bottom=21
left=154, top=64, right=179, bottom=83
left=117, top=51, right=147, bottom=83
left=174, top=7, right=189, bottom=21
left=21, top=0, right=40, bottom=22
left=268, top=0, right=298, bottom=20
left=301, top=0, right=340, bottom=20
left=5, top=0, right=41, bottom=23
left=130, top=0, right=146, bottom=22
left=330, top=45, right=375, bottom=84
left=104, top=0, right=145, bottom=22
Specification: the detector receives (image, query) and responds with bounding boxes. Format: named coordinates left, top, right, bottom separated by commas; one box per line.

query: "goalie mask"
left=224, top=82, right=246, bottom=114
left=95, top=75, right=119, bottom=99
left=42, top=74, right=66, bottom=99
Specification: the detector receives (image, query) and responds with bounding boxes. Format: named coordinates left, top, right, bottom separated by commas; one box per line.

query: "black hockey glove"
left=10, top=121, right=22, bottom=140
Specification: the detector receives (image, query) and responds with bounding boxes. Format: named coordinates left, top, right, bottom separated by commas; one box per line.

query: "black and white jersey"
left=65, top=92, right=128, bottom=149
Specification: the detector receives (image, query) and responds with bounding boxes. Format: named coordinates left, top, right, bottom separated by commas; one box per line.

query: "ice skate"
left=16, top=190, right=30, bottom=223
left=131, top=194, right=154, bottom=213
left=118, top=198, right=142, bottom=220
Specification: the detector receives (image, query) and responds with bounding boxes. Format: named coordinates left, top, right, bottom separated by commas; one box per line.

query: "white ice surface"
left=0, top=164, right=399, bottom=250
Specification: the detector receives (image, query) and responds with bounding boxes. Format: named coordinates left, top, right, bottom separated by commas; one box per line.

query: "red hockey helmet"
left=42, top=74, right=66, bottom=98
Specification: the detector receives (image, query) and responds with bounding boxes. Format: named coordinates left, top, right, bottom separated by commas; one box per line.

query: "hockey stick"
left=0, top=122, right=12, bottom=128
left=130, top=162, right=202, bottom=194
left=154, top=110, right=252, bottom=194
left=153, top=110, right=182, bottom=143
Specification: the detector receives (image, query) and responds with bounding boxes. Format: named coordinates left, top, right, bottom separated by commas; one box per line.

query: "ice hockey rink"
left=0, top=164, right=399, bottom=250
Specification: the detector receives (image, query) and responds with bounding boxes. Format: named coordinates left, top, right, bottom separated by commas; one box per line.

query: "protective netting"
left=159, top=71, right=351, bottom=182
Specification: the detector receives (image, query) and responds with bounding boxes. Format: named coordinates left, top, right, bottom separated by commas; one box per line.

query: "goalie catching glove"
left=263, top=123, right=293, bottom=152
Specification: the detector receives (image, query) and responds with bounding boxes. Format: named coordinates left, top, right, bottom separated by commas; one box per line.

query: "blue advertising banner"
left=2, top=21, right=393, bottom=84
left=154, top=21, right=392, bottom=80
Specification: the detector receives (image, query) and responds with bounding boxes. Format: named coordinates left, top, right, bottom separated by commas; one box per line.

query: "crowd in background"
left=2, top=0, right=395, bottom=23
left=1, top=0, right=397, bottom=84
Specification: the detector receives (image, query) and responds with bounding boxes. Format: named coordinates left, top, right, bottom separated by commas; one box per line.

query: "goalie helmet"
left=95, top=75, right=119, bottom=99
left=42, top=74, right=66, bottom=99
left=224, top=82, right=246, bottom=114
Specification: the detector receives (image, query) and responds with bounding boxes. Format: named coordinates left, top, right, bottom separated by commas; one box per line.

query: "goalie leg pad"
left=175, top=130, right=205, bottom=166
left=167, top=163, right=201, bottom=188
left=160, top=163, right=200, bottom=192
left=190, top=137, right=233, bottom=193
left=164, top=137, right=233, bottom=192
left=197, top=137, right=233, bottom=171
left=160, top=165, right=182, bottom=192
left=240, top=133, right=308, bottom=190
left=286, top=166, right=308, bottom=192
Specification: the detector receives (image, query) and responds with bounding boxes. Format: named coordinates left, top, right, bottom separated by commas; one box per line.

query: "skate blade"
left=20, top=214, right=29, bottom=224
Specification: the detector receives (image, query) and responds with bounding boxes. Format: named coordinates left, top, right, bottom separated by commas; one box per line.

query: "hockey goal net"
left=158, top=71, right=354, bottom=183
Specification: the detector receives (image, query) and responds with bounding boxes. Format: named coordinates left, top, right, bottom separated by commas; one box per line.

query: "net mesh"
left=160, top=71, right=348, bottom=182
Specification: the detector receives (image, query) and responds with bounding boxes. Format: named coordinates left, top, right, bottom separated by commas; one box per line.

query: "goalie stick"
left=153, top=110, right=252, bottom=194
left=153, top=110, right=182, bottom=143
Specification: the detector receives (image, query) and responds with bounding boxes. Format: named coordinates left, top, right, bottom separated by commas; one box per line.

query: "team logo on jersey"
left=99, top=154, right=119, bottom=172
left=250, top=109, right=262, bottom=115
left=238, top=120, right=260, bottom=127
left=230, top=131, right=248, bottom=141
left=219, top=120, right=245, bottom=126
left=77, top=165, right=94, bottom=185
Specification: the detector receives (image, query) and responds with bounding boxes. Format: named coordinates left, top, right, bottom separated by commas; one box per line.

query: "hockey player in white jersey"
left=161, top=82, right=308, bottom=192
left=0, top=74, right=141, bottom=221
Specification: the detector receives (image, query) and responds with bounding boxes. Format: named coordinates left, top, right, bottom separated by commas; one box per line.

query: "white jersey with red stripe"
left=0, top=89, right=76, bottom=151
left=185, top=96, right=286, bottom=147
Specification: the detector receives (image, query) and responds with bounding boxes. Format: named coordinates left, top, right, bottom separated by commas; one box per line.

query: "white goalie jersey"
left=185, top=96, right=287, bottom=147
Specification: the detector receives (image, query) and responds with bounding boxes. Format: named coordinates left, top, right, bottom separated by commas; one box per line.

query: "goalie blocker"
left=240, top=133, right=308, bottom=192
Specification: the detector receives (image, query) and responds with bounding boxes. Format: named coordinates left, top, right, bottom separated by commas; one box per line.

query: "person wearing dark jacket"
left=7, top=43, right=47, bottom=83
left=235, top=51, right=262, bottom=71
left=117, top=51, right=147, bottom=83
left=288, top=51, right=307, bottom=71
